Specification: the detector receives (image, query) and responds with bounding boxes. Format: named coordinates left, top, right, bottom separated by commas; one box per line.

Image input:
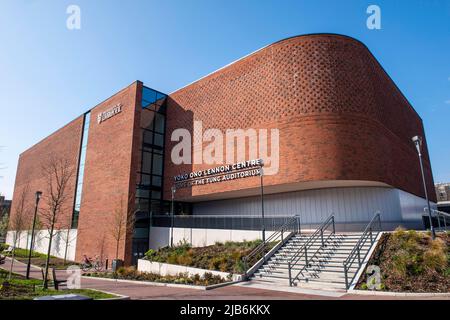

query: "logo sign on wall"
left=174, top=159, right=264, bottom=189
left=97, top=103, right=123, bottom=124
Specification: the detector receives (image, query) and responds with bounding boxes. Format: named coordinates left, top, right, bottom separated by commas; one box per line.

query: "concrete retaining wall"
left=5, top=229, right=77, bottom=261
left=137, top=259, right=241, bottom=281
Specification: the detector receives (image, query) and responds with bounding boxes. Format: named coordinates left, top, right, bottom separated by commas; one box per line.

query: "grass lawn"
left=356, top=229, right=450, bottom=292
left=1, top=247, right=77, bottom=269
left=0, top=268, right=117, bottom=300
left=144, top=239, right=275, bottom=273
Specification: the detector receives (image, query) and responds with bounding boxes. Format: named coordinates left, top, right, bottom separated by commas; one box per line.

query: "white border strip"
left=349, top=231, right=383, bottom=290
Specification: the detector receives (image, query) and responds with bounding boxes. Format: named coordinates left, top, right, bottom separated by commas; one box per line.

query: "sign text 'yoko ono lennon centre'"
left=8, top=34, right=436, bottom=265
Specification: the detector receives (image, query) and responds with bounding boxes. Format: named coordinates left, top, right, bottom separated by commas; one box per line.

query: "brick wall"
left=75, top=82, right=141, bottom=264
left=9, top=116, right=83, bottom=236
left=9, top=82, right=141, bottom=265
left=165, top=34, right=436, bottom=202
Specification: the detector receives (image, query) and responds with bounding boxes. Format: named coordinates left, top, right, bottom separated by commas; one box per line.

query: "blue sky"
left=0, top=0, right=449, bottom=198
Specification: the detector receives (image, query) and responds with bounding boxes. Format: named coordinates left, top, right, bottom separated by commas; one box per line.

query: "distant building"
left=435, top=183, right=450, bottom=202
left=436, top=183, right=450, bottom=213
left=0, top=195, right=11, bottom=218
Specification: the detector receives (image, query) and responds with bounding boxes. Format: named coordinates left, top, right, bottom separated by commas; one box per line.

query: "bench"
left=41, top=267, right=67, bottom=290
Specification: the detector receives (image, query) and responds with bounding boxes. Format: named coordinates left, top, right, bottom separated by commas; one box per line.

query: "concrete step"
left=248, top=230, right=375, bottom=292
left=278, top=246, right=371, bottom=253
left=255, top=269, right=354, bottom=281
left=289, top=235, right=364, bottom=241
left=260, top=264, right=358, bottom=272
left=269, top=252, right=370, bottom=261
left=288, top=239, right=364, bottom=244
left=262, top=263, right=358, bottom=270
left=251, top=277, right=347, bottom=290
left=282, top=242, right=369, bottom=249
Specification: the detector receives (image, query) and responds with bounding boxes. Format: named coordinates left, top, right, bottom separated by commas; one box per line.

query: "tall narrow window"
left=72, top=112, right=91, bottom=229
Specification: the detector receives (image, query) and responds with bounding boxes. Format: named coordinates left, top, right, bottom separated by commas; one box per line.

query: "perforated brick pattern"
left=165, top=34, right=435, bottom=202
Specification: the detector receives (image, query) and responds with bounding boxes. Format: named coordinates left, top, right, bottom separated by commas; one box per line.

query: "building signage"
left=174, top=159, right=263, bottom=189
left=97, top=103, right=123, bottom=124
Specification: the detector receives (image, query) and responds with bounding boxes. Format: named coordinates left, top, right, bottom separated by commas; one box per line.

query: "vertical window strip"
left=71, top=111, right=91, bottom=229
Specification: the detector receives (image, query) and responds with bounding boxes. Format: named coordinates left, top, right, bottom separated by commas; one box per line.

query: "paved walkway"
left=1, top=258, right=448, bottom=300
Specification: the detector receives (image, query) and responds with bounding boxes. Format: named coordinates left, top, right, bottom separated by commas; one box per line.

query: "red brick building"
left=8, top=34, right=435, bottom=265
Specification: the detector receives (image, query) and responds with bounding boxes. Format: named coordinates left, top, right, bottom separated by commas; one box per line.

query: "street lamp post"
left=170, top=186, right=176, bottom=247
left=26, top=191, right=42, bottom=279
left=260, top=162, right=265, bottom=244
left=412, top=135, right=435, bottom=239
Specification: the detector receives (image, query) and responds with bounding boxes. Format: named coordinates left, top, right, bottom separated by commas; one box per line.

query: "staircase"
left=249, top=232, right=372, bottom=291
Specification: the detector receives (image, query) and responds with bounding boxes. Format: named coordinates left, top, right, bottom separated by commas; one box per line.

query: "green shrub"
left=423, top=238, right=447, bottom=272
left=88, top=269, right=225, bottom=286
left=144, top=249, right=156, bottom=260
left=141, top=239, right=270, bottom=274
left=177, top=252, right=193, bottom=266
left=389, top=228, right=446, bottom=277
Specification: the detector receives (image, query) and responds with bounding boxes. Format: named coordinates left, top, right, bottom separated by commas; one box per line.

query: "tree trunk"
left=115, top=240, right=119, bottom=261
left=43, top=210, right=57, bottom=289
left=63, top=228, right=70, bottom=265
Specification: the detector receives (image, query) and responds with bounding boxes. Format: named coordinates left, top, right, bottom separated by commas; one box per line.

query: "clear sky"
left=0, top=0, right=449, bottom=199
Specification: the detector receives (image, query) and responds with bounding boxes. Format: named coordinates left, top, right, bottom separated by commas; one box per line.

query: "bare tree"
left=110, top=193, right=135, bottom=262
left=8, top=183, right=30, bottom=279
left=58, top=218, right=77, bottom=265
left=40, top=155, right=75, bottom=289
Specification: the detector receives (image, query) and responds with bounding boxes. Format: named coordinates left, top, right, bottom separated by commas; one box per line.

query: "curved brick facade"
left=165, top=34, right=435, bottom=202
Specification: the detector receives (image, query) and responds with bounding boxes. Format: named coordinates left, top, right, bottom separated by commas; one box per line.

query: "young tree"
left=41, top=155, right=75, bottom=289
left=58, top=218, right=77, bottom=265
left=8, top=183, right=30, bottom=279
left=110, top=193, right=135, bottom=262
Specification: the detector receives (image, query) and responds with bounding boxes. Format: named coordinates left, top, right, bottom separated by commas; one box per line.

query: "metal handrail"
left=343, top=212, right=381, bottom=289
left=288, top=214, right=335, bottom=287
left=151, top=214, right=299, bottom=231
left=242, top=215, right=300, bottom=276
left=426, top=208, right=450, bottom=231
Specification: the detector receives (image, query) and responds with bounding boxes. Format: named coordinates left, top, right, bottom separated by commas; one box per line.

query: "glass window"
left=154, top=113, right=165, bottom=133
left=136, top=198, right=149, bottom=212
left=142, top=87, right=167, bottom=110
left=72, top=111, right=91, bottom=229
left=142, top=152, right=152, bottom=173
left=143, top=130, right=153, bottom=145
left=150, top=200, right=162, bottom=213
left=152, top=153, right=163, bottom=175
left=142, top=87, right=157, bottom=108
left=154, top=133, right=164, bottom=147
left=156, top=92, right=166, bottom=106
left=136, top=188, right=149, bottom=198
left=140, top=173, right=151, bottom=186
left=134, top=227, right=149, bottom=239
left=152, top=175, right=162, bottom=187
left=151, top=190, right=161, bottom=200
